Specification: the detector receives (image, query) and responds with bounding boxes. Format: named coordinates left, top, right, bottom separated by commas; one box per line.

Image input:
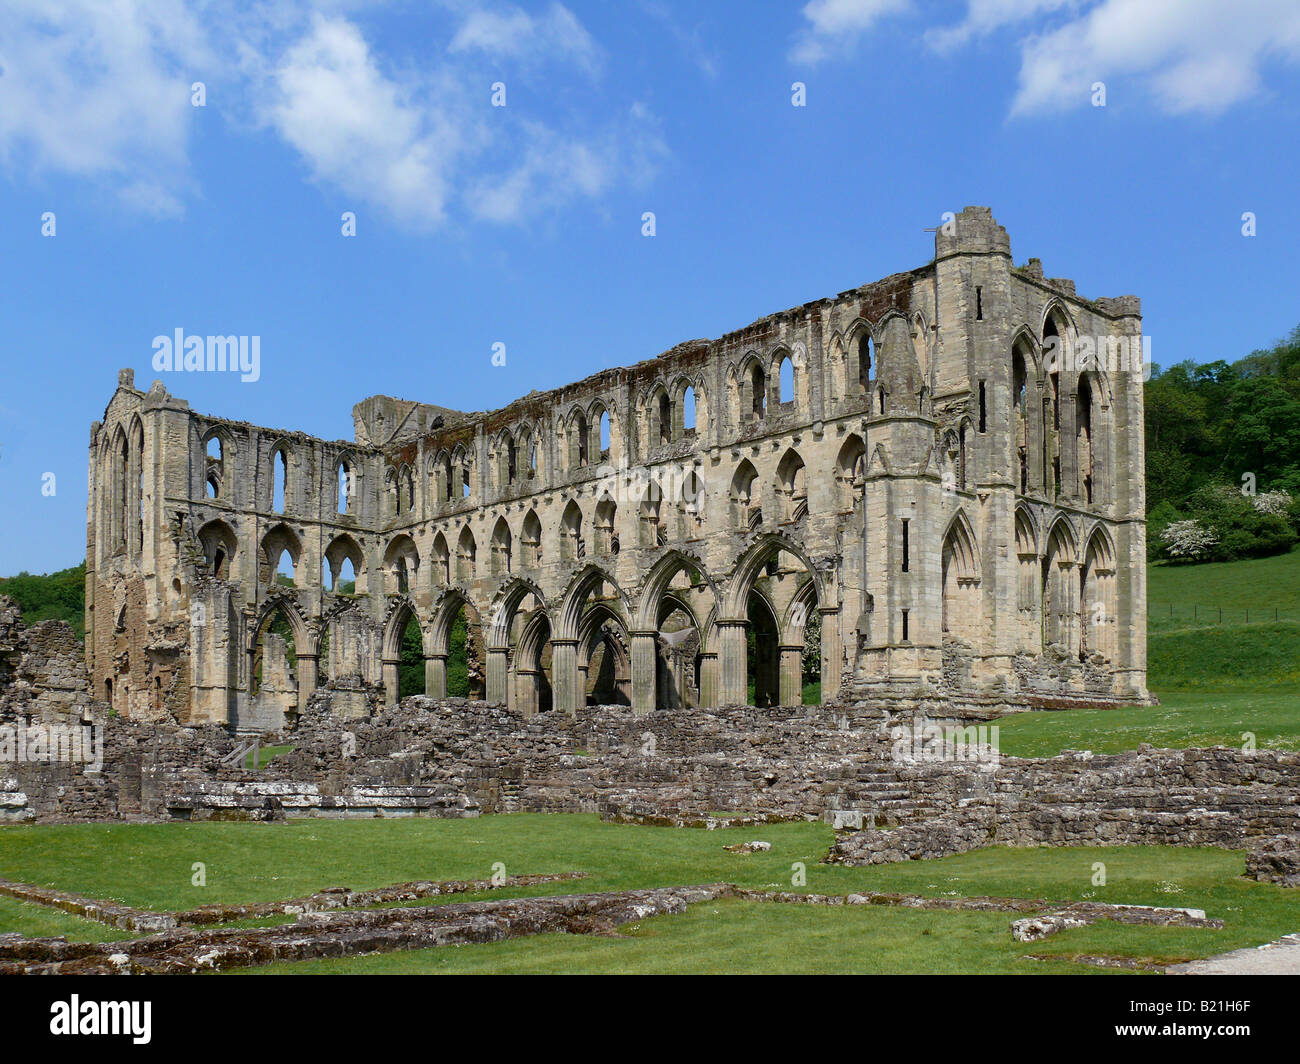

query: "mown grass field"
left=1, top=815, right=1298, bottom=974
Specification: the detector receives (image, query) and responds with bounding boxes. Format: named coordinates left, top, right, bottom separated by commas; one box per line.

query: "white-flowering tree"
left=1252, top=489, right=1293, bottom=517
left=1160, top=519, right=1219, bottom=560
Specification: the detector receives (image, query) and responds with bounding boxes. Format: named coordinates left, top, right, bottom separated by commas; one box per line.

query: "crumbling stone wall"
left=6, top=686, right=1294, bottom=875
left=0, top=596, right=88, bottom=723
left=84, top=207, right=1150, bottom=732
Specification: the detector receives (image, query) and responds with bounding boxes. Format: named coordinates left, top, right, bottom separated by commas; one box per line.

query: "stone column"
left=699, top=652, right=718, bottom=708
left=297, top=653, right=318, bottom=712
left=425, top=652, right=447, bottom=700
left=381, top=658, right=400, bottom=706
left=717, top=620, right=748, bottom=705
left=630, top=631, right=657, bottom=716
left=778, top=645, right=803, bottom=707
left=550, top=639, right=580, bottom=715
left=486, top=647, right=510, bottom=704
left=515, top=669, right=538, bottom=716
left=819, top=606, right=842, bottom=700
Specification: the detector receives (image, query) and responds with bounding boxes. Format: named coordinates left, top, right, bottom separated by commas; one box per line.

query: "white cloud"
left=465, top=103, right=667, bottom=224
left=0, top=1, right=660, bottom=227
left=1011, top=0, right=1300, bottom=115
left=266, top=16, right=462, bottom=229
left=791, top=0, right=1300, bottom=117
left=790, top=0, right=913, bottom=65
left=447, top=2, right=602, bottom=76
left=926, top=0, right=1074, bottom=53
left=0, top=0, right=209, bottom=215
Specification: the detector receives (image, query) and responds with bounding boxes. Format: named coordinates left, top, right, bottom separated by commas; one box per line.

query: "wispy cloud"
left=789, top=0, right=912, bottom=65
left=266, top=15, right=462, bottom=229
left=1009, top=0, right=1300, bottom=116
left=0, top=0, right=211, bottom=216
left=0, top=0, right=663, bottom=227
left=447, top=1, right=603, bottom=77
left=790, top=0, right=1300, bottom=117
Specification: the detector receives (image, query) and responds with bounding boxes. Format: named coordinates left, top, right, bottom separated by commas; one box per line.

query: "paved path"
left=1168, top=934, right=1300, bottom=974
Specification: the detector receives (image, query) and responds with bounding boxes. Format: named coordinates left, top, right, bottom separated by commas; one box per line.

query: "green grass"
left=997, top=691, right=1300, bottom=757
left=240, top=900, right=1093, bottom=975
left=244, top=744, right=293, bottom=770
left=240, top=839, right=1299, bottom=974
left=1147, top=549, right=1300, bottom=634
left=0, top=815, right=1296, bottom=973
left=0, top=895, right=135, bottom=943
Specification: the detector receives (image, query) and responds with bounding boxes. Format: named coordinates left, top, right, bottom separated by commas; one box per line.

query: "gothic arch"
left=486, top=576, right=547, bottom=649
left=940, top=511, right=981, bottom=640
left=381, top=595, right=425, bottom=661
left=835, top=434, right=866, bottom=511
left=723, top=532, right=822, bottom=619
left=556, top=564, right=632, bottom=642
left=260, top=523, right=301, bottom=584
left=429, top=586, right=479, bottom=655
left=634, top=548, right=720, bottom=632
left=323, top=533, right=365, bottom=592
left=383, top=534, right=420, bottom=594
left=250, top=594, right=314, bottom=657
left=198, top=519, right=238, bottom=580
left=490, top=516, right=513, bottom=575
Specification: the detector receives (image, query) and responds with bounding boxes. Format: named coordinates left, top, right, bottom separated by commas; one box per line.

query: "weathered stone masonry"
left=84, top=207, right=1148, bottom=732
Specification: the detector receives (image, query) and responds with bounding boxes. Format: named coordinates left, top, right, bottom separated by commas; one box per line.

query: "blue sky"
left=1, top=0, right=1298, bottom=573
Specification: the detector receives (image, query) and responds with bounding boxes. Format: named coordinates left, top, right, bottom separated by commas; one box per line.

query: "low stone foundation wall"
left=2, top=690, right=1298, bottom=875
left=827, top=746, right=1300, bottom=865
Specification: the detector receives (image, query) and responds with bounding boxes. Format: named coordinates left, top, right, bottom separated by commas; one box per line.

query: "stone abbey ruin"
left=84, top=206, right=1148, bottom=732
left=19, top=205, right=1257, bottom=861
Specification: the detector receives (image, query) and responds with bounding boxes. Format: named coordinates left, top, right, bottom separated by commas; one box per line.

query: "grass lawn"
left=244, top=744, right=294, bottom=769
left=1147, top=549, right=1300, bottom=634
left=996, top=690, right=1300, bottom=757
left=1, top=815, right=1297, bottom=973
left=239, top=900, right=1094, bottom=975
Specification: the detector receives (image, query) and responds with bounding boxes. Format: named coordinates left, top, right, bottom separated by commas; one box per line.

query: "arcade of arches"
left=85, top=208, right=1148, bottom=728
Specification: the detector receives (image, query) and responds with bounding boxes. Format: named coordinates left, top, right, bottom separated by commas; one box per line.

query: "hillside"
left=0, top=564, right=85, bottom=640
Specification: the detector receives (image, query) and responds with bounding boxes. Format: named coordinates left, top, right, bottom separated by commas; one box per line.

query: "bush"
left=1157, top=483, right=1298, bottom=564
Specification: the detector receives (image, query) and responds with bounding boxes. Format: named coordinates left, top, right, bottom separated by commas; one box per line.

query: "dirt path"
left=1168, top=934, right=1300, bottom=974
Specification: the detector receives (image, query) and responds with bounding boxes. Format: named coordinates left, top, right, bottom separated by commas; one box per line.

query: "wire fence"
left=1148, top=604, right=1299, bottom=625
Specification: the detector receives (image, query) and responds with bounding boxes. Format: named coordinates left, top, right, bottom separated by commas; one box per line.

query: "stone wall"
left=86, top=207, right=1149, bottom=732
left=6, top=687, right=1296, bottom=877
left=0, top=596, right=88, bottom=723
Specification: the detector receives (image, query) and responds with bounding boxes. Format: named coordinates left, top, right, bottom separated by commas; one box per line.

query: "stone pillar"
left=297, top=653, right=318, bottom=712
left=778, top=645, right=803, bottom=707
left=819, top=606, right=842, bottom=700
left=1061, top=394, right=1078, bottom=502
left=382, top=658, right=400, bottom=706
left=699, top=652, right=718, bottom=708
left=550, top=639, right=580, bottom=715
left=486, top=647, right=510, bottom=704
left=717, top=620, right=747, bottom=705
left=425, top=652, right=447, bottom=700
left=515, top=669, right=538, bottom=716
left=630, top=631, right=657, bottom=716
